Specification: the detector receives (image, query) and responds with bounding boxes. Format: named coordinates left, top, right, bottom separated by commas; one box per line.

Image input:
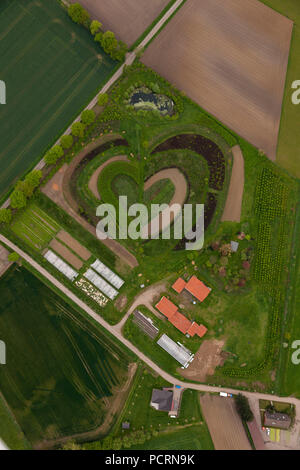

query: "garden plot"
left=49, top=240, right=83, bottom=271
left=57, top=231, right=91, bottom=261
left=75, top=278, right=108, bottom=307
left=70, top=0, right=170, bottom=46
left=11, top=204, right=60, bottom=250
left=142, top=0, right=293, bottom=160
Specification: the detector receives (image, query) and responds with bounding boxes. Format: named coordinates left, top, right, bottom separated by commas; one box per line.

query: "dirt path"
left=221, top=145, right=244, bottom=222
left=143, top=168, right=188, bottom=237
left=89, top=155, right=129, bottom=199
left=115, top=281, right=167, bottom=332
left=0, top=245, right=12, bottom=278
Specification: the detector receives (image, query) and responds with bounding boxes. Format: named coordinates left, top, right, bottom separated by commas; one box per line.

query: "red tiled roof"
left=172, top=278, right=187, bottom=294
left=155, top=296, right=178, bottom=319
left=185, top=276, right=211, bottom=302
left=187, top=322, right=208, bottom=338
left=169, top=311, right=192, bottom=334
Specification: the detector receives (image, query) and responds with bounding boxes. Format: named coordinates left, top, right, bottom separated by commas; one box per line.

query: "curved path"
left=89, top=155, right=129, bottom=199
left=221, top=145, right=244, bottom=222
left=1, top=233, right=300, bottom=417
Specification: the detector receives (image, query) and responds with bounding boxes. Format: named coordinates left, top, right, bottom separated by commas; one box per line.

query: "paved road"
left=1, top=233, right=300, bottom=416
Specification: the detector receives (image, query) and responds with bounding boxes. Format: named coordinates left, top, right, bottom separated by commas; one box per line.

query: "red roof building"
left=187, top=322, right=208, bottom=338
left=169, top=311, right=192, bottom=335
left=155, top=296, right=178, bottom=319
left=172, top=277, right=186, bottom=294
left=155, top=296, right=207, bottom=338
left=185, top=276, right=211, bottom=302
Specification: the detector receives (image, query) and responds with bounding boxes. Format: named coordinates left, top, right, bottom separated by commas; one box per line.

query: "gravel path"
left=221, top=145, right=244, bottom=222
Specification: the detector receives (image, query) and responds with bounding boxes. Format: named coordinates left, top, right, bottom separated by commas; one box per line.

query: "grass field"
left=130, top=424, right=214, bottom=450
left=0, top=266, right=130, bottom=446
left=0, top=0, right=116, bottom=198
left=11, top=203, right=60, bottom=250
left=0, top=394, right=30, bottom=450
left=259, top=0, right=300, bottom=177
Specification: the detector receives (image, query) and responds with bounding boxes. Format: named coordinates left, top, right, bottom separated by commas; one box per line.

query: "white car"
left=266, top=428, right=270, bottom=436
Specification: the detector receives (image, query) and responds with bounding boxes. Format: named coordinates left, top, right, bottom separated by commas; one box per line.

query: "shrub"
left=60, top=134, right=74, bottom=149
left=97, top=93, right=109, bottom=106
left=81, top=109, right=96, bottom=125
left=44, top=145, right=64, bottom=165
left=8, top=252, right=20, bottom=263
left=90, top=20, right=102, bottom=35
left=25, top=170, right=42, bottom=188
left=71, top=121, right=86, bottom=138
left=10, top=189, right=27, bottom=209
left=68, top=3, right=89, bottom=25
left=0, top=208, right=12, bottom=224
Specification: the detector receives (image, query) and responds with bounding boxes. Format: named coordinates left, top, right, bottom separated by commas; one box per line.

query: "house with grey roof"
left=150, top=388, right=173, bottom=412
left=264, top=411, right=291, bottom=429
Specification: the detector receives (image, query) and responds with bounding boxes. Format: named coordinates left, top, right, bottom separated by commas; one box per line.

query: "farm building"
left=264, top=411, right=291, bottom=429
left=133, top=310, right=159, bottom=339
left=172, top=276, right=211, bottom=302
left=155, top=296, right=207, bottom=338
left=150, top=388, right=173, bottom=412
left=156, top=334, right=194, bottom=367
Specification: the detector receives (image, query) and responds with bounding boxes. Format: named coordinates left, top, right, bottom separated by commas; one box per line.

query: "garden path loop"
left=221, top=145, right=244, bottom=223
left=89, top=155, right=129, bottom=199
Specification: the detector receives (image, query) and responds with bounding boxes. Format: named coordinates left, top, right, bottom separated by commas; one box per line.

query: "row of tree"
left=68, top=3, right=127, bottom=61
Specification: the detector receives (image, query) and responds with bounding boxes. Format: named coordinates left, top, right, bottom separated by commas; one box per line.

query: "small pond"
left=130, top=87, right=174, bottom=116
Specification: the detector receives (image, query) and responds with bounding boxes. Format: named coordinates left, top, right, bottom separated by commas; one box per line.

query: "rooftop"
left=155, top=296, right=178, bottom=319
left=169, top=311, right=192, bottom=334
left=151, top=388, right=174, bottom=412
left=172, top=277, right=186, bottom=294
left=187, top=322, right=208, bottom=338
left=185, top=276, right=211, bottom=302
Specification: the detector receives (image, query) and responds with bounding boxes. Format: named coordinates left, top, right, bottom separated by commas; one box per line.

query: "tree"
left=61, top=440, right=82, bottom=450
left=81, top=109, right=96, bottom=125
left=68, top=3, right=89, bottom=25
left=71, top=122, right=86, bottom=138
left=15, top=180, right=34, bottom=198
left=234, top=393, right=254, bottom=422
left=97, top=93, right=108, bottom=106
left=44, top=145, right=64, bottom=165
left=90, top=20, right=102, bottom=35
left=8, top=252, right=19, bottom=263
left=0, top=208, right=12, bottom=224
left=25, top=170, right=42, bottom=189
left=94, top=32, right=103, bottom=44
left=111, top=40, right=127, bottom=61
left=101, top=31, right=118, bottom=55
left=10, top=189, right=27, bottom=209
left=60, top=134, right=74, bottom=149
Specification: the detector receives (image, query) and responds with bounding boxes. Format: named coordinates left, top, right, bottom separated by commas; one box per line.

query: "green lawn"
left=0, top=394, right=30, bottom=450
left=0, top=0, right=116, bottom=199
left=130, top=425, right=214, bottom=450
left=259, top=0, right=300, bottom=177
left=0, top=266, right=130, bottom=446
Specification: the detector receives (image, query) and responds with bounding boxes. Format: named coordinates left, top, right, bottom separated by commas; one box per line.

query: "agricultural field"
left=0, top=0, right=116, bottom=199
left=0, top=266, right=132, bottom=447
left=200, top=394, right=251, bottom=450
left=259, top=0, right=300, bottom=177
left=69, top=0, right=171, bottom=46
left=0, top=394, right=30, bottom=450
left=142, top=0, right=293, bottom=161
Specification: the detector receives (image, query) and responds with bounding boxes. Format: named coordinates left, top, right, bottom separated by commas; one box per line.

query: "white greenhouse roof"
left=84, top=269, right=118, bottom=300
left=157, top=334, right=193, bottom=367
left=44, top=250, right=78, bottom=281
left=91, top=259, right=124, bottom=289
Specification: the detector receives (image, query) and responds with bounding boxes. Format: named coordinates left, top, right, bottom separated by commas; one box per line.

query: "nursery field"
left=0, top=267, right=130, bottom=446
left=0, top=0, right=116, bottom=198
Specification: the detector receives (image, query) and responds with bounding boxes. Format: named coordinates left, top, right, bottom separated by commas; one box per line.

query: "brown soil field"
left=142, top=0, right=293, bottom=160
left=49, top=239, right=83, bottom=270
left=221, top=145, right=244, bottom=222
left=200, top=394, right=251, bottom=450
left=57, top=230, right=91, bottom=261
left=70, top=0, right=170, bottom=46
left=179, top=339, right=225, bottom=382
